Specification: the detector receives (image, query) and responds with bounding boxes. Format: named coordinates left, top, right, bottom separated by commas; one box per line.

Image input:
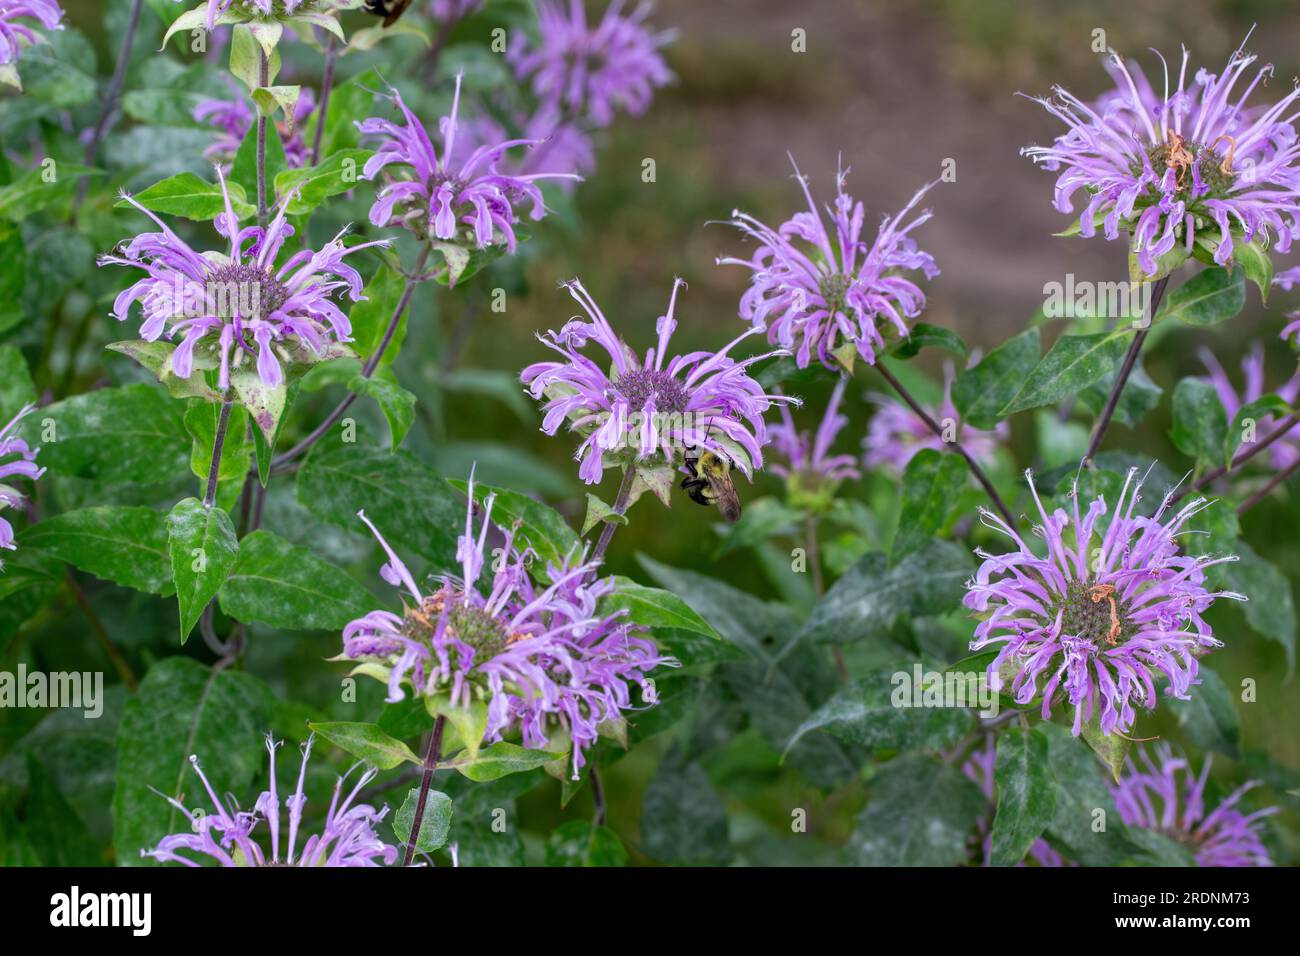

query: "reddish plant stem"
left=74, top=0, right=144, bottom=213
left=1238, top=458, right=1300, bottom=514
left=403, top=716, right=447, bottom=867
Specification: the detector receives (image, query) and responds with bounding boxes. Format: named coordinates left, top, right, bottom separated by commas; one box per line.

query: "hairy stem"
left=590, top=765, right=606, bottom=826
left=255, top=50, right=270, bottom=229
left=873, top=361, right=1017, bottom=529
left=74, top=0, right=144, bottom=213
left=403, top=716, right=447, bottom=867
left=1238, top=458, right=1300, bottom=514
left=1084, top=276, right=1170, bottom=462
left=590, top=464, right=638, bottom=568
left=271, top=244, right=432, bottom=472
left=1171, top=413, right=1300, bottom=508
left=204, top=399, right=235, bottom=509
left=309, top=34, right=338, bottom=167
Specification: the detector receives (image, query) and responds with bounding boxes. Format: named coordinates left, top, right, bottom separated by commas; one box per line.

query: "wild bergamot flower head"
left=0, top=403, right=42, bottom=569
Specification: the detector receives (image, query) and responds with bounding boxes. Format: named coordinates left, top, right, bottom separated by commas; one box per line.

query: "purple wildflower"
left=1113, top=746, right=1277, bottom=866
left=341, top=471, right=673, bottom=777
left=961, top=735, right=1068, bottom=867
left=720, top=157, right=939, bottom=370
left=429, top=0, right=482, bottom=23
left=358, top=74, right=579, bottom=259
left=100, top=167, right=388, bottom=389
left=0, top=0, right=63, bottom=88
left=963, top=468, right=1246, bottom=738
left=194, top=84, right=316, bottom=169
left=521, top=277, right=795, bottom=485
left=863, top=362, right=1005, bottom=473
left=1022, top=33, right=1300, bottom=276
left=1199, top=343, right=1300, bottom=469
left=450, top=105, right=596, bottom=190
left=143, top=735, right=399, bottom=867
left=0, top=404, right=43, bottom=568
left=769, top=378, right=860, bottom=503
left=510, top=0, right=674, bottom=128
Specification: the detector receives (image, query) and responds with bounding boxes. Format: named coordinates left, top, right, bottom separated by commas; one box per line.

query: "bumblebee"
left=680, top=447, right=742, bottom=523
left=363, top=0, right=414, bottom=27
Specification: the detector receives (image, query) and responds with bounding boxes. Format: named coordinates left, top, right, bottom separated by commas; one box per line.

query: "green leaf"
left=393, top=787, right=453, bottom=853
left=307, top=721, right=421, bottom=769
left=274, top=148, right=374, bottom=215
left=581, top=492, right=626, bottom=535
left=1224, top=542, right=1296, bottom=672
left=1040, top=723, right=1146, bottom=866
left=0, top=344, right=36, bottom=422
left=21, top=507, right=172, bottom=595
left=1170, top=377, right=1229, bottom=469
left=449, top=742, right=557, bottom=782
left=544, top=821, right=629, bottom=867
left=217, top=529, right=372, bottom=630
left=230, top=367, right=288, bottom=444
left=1129, top=241, right=1189, bottom=284
left=1167, top=666, right=1240, bottom=759
left=1224, top=395, right=1297, bottom=468
left=598, top=575, right=738, bottom=667
left=349, top=371, right=415, bottom=449
left=1000, top=330, right=1131, bottom=417
left=1080, top=714, right=1131, bottom=783
left=640, top=761, right=731, bottom=865
left=450, top=479, right=581, bottom=575
left=230, top=117, right=287, bottom=207
left=297, top=443, right=463, bottom=570
left=952, top=328, right=1040, bottom=430
left=425, top=695, right=489, bottom=763
left=185, top=400, right=251, bottom=484
left=1077, top=362, right=1162, bottom=429
left=893, top=449, right=967, bottom=563
left=105, top=340, right=223, bottom=402
left=250, top=84, right=300, bottom=125
left=114, top=657, right=271, bottom=865
left=166, top=498, right=239, bottom=643
left=848, top=753, right=986, bottom=866
left=989, top=726, right=1057, bottom=866
left=0, top=164, right=102, bottom=220
left=346, top=266, right=407, bottom=368
left=21, top=384, right=188, bottom=484
left=889, top=322, right=968, bottom=361
left=437, top=369, right=534, bottom=423
left=1232, top=237, right=1273, bottom=304
left=1155, top=267, right=1245, bottom=326
left=799, top=539, right=973, bottom=645
left=119, top=172, right=257, bottom=222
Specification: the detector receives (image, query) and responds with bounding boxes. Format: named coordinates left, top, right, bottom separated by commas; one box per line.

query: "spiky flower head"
left=769, top=377, right=859, bottom=509
left=963, top=468, right=1245, bottom=738
left=521, top=277, right=795, bottom=485
left=862, top=362, right=1005, bottom=474
left=1022, top=32, right=1300, bottom=276
left=1113, top=746, right=1277, bottom=866
left=510, top=0, right=674, bottom=129
left=0, top=0, right=63, bottom=89
left=1199, top=343, right=1300, bottom=469
left=100, top=167, right=387, bottom=390
left=194, top=84, right=316, bottom=169
left=0, top=404, right=43, bottom=568
left=357, top=74, right=579, bottom=265
left=720, top=156, right=939, bottom=370
left=143, top=735, right=399, bottom=867
left=341, top=471, right=673, bottom=776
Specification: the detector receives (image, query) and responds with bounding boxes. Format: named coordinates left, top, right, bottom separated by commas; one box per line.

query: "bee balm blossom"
left=341, top=472, right=672, bottom=776
left=1113, top=746, right=1276, bottom=867
left=963, top=468, right=1246, bottom=737
left=1199, top=344, right=1300, bottom=469
left=358, top=74, right=579, bottom=260
left=1022, top=34, right=1300, bottom=276
left=194, top=85, right=316, bottom=169
left=143, top=735, right=399, bottom=867
left=521, top=277, right=794, bottom=484
left=770, top=378, right=859, bottom=504
left=510, top=0, right=674, bottom=128
left=1, top=404, right=43, bottom=569
left=0, top=1, right=63, bottom=89
left=101, top=168, right=388, bottom=389
left=720, top=158, right=939, bottom=370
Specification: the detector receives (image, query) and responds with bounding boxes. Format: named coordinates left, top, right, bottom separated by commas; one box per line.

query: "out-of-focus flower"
left=720, top=157, right=939, bottom=370
left=358, top=74, right=579, bottom=261
left=961, top=735, right=1069, bottom=867
left=341, top=471, right=672, bottom=777
left=450, top=105, right=596, bottom=191
left=510, top=0, right=674, bottom=128
left=143, top=735, right=399, bottom=867
left=194, top=84, right=316, bottom=168
left=101, top=167, right=388, bottom=389
left=429, top=0, right=482, bottom=23
left=1022, top=33, right=1300, bottom=276
left=964, top=468, right=1245, bottom=737
left=521, top=277, right=795, bottom=484
left=1113, top=746, right=1277, bottom=866
left=862, top=362, right=1004, bottom=473
left=0, top=1, right=64, bottom=89
left=0, top=404, right=43, bottom=568
left=1199, top=344, right=1300, bottom=468
left=770, top=378, right=859, bottom=508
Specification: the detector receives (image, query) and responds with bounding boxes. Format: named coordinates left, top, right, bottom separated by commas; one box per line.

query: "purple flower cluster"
left=194, top=84, right=316, bottom=169
left=341, top=472, right=673, bottom=776
left=358, top=74, right=579, bottom=259
left=510, top=0, right=674, bottom=128
left=1199, top=344, right=1300, bottom=468
left=521, top=277, right=794, bottom=484
left=961, top=736, right=1068, bottom=867
left=0, top=404, right=43, bottom=568
left=720, top=157, right=939, bottom=370
left=1113, top=746, right=1276, bottom=866
left=449, top=106, right=596, bottom=193
left=769, top=378, right=860, bottom=499
left=143, top=735, right=399, bottom=867
left=1022, top=34, right=1300, bottom=275
left=0, top=0, right=63, bottom=87
left=101, top=168, right=388, bottom=389
left=863, top=363, right=1004, bottom=473
left=964, top=468, right=1245, bottom=737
